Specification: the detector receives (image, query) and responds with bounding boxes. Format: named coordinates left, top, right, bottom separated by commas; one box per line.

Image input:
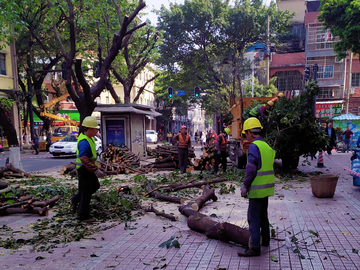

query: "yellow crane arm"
left=40, top=111, right=77, bottom=126
left=40, top=94, right=70, bottom=110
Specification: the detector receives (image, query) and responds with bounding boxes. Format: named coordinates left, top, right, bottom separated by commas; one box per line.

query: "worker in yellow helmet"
left=72, top=116, right=105, bottom=222
left=238, top=117, right=275, bottom=257
left=270, top=92, right=284, bottom=103
left=249, top=101, right=274, bottom=119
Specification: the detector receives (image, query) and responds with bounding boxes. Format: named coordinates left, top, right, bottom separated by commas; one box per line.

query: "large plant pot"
left=310, top=175, right=339, bottom=198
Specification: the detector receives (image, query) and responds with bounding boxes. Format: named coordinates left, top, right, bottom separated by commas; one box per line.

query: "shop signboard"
left=316, top=103, right=342, bottom=119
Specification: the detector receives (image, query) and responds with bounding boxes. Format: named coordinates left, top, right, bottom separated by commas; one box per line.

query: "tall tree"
left=156, top=0, right=294, bottom=115
left=318, top=0, right=360, bottom=59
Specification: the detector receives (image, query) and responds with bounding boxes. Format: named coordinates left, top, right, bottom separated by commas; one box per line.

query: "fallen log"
left=32, top=195, right=60, bottom=208
left=179, top=204, right=251, bottom=246
left=151, top=192, right=185, bottom=204
left=3, top=172, right=26, bottom=178
left=3, top=206, right=48, bottom=216
left=144, top=205, right=177, bottom=221
left=162, top=178, right=227, bottom=193
left=0, top=184, right=20, bottom=194
left=7, top=163, right=31, bottom=177
left=191, top=186, right=217, bottom=211
left=0, top=180, right=8, bottom=190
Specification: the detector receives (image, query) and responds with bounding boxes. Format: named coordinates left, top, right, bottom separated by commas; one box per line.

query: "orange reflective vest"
left=178, top=134, right=190, bottom=148
left=219, top=134, right=228, bottom=151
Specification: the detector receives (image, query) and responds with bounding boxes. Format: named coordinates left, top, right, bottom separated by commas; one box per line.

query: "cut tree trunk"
left=191, top=186, right=217, bottom=211
left=0, top=180, right=8, bottom=190
left=178, top=192, right=251, bottom=246
left=4, top=206, right=48, bottom=216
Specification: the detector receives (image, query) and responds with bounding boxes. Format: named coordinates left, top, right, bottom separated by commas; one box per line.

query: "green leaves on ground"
left=270, top=256, right=278, bottom=262
left=158, top=236, right=180, bottom=249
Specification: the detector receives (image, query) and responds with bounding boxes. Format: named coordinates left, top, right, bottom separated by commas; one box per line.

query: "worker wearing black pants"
left=214, top=150, right=227, bottom=173
left=175, top=125, right=191, bottom=174
left=72, top=166, right=100, bottom=220
left=178, top=148, right=189, bottom=174
left=214, top=128, right=230, bottom=174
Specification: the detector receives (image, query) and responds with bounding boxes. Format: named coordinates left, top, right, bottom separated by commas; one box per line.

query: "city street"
left=0, top=151, right=74, bottom=173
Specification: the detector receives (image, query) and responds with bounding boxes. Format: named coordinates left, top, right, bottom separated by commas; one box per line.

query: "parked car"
left=49, top=135, right=102, bottom=157
left=146, top=130, right=158, bottom=144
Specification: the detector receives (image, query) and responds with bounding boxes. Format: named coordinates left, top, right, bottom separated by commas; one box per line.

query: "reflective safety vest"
left=76, top=133, right=97, bottom=169
left=219, top=134, right=228, bottom=151
left=249, top=105, right=265, bottom=117
left=178, top=133, right=190, bottom=149
left=248, top=140, right=275, bottom=198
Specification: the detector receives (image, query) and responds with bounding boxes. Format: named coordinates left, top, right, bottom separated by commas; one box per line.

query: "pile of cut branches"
left=0, top=181, right=60, bottom=216
left=0, top=164, right=32, bottom=179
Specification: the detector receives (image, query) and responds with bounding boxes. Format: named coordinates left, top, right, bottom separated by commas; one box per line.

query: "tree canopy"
left=156, top=0, right=294, bottom=115
left=318, top=0, right=360, bottom=59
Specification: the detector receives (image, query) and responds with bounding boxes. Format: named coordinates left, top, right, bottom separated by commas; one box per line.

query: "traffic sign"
left=174, top=90, right=185, bottom=96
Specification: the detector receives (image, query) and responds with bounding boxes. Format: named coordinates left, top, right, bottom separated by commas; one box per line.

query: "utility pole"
left=346, top=52, right=353, bottom=114
left=26, top=69, right=35, bottom=142
left=266, top=15, right=270, bottom=85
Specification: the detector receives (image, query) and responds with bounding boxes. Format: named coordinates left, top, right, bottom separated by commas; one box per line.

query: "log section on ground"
left=178, top=187, right=250, bottom=246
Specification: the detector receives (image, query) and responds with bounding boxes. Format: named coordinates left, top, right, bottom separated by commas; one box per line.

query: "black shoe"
left=261, top=242, right=269, bottom=247
left=238, top=248, right=261, bottom=257
left=71, top=196, right=78, bottom=213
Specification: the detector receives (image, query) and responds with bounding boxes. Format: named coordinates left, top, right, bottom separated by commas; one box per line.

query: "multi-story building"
left=305, top=9, right=345, bottom=119
left=0, top=41, right=21, bottom=147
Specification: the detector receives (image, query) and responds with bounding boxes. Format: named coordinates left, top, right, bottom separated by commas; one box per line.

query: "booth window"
left=0, top=53, right=6, bottom=75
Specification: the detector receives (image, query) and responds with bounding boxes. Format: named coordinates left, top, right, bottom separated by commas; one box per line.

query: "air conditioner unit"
left=350, top=88, right=355, bottom=94
left=294, top=90, right=300, bottom=96
left=335, top=57, right=344, bottom=63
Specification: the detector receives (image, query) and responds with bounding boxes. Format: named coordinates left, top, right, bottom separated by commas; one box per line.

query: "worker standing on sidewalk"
left=72, top=116, right=105, bottom=222
left=174, top=125, right=191, bottom=174
left=213, top=128, right=230, bottom=174
left=238, top=117, right=275, bottom=257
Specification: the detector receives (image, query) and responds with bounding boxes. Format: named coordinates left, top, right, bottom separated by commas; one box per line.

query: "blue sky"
left=141, top=0, right=272, bottom=25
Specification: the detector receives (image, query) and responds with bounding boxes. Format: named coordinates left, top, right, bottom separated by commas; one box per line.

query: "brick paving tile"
left=1, top=153, right=360, bottom=269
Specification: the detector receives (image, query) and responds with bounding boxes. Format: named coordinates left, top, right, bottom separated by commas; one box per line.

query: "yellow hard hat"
left=82, top=116, right=99, bottom=129
left=267, top=100, right=274, bottom=106
left=242, top=117, right=263, bottom=134
left=277, top=92, right=284, bottom=98
left=224, top=128, right=231, bottom=135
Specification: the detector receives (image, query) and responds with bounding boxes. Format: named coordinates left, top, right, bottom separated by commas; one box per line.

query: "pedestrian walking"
left=174, top=125, right=191, bottom=174
left=343, top=126, right=354, bottom=153
left=33, top=134, right=39, bottom=155
left=213, top=128, right=230, bottom=174
left=238, top=117, right=275, bottom=257
left=71, top=116, right=106, bottom=222
left=201, top=131, right=207, bottom=146
left=46, top=131, right=52, bottom=152
left=325, top=122, right=336, bottom=155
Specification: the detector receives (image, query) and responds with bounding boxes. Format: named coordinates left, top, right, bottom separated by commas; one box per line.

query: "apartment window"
left=352, top=73, right=360, bottom=87
left=316, top=27, right=334, bottom=50
left=318, top=87, right=341, bottom=99
left=317, top=65, right=333, bottom=79
left=0, top=53, right=6, bottom=75
left=273, top=70, right=303, bottom=91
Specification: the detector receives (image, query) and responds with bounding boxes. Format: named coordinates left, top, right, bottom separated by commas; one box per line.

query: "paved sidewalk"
left=0, top=151, right=360, bottom=269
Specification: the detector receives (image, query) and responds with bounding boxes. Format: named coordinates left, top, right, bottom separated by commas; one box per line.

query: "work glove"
left=217, top=151, right=221, bottom=155
left=94, top=170, right=106, bottom=178
left=241, top=185, right=248, bottom=198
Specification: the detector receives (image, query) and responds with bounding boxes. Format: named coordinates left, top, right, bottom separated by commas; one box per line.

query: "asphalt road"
left=0, top=152, right=75, bottom=173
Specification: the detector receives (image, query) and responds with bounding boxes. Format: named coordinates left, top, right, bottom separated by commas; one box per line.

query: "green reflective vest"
left=76, top=133, right=97, bottom=169
left=248, top=140, right=275, bottom=198
left=249, top=105, right=264, bottom=117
